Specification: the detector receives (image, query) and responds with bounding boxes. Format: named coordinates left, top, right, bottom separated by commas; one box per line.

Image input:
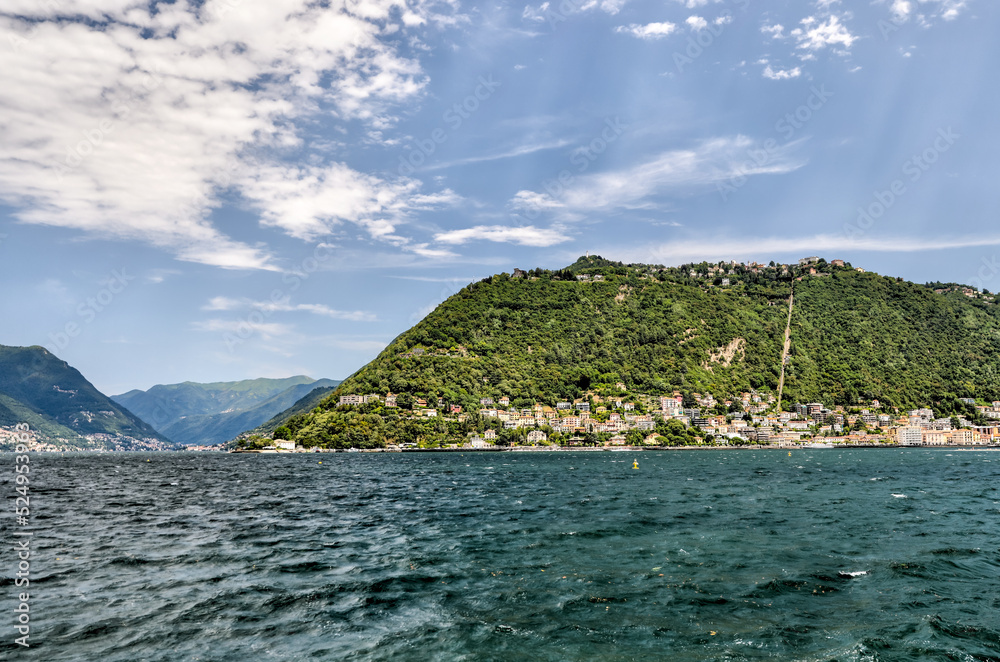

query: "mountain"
left=113, top=377, right=339, bottom=445
left=266, top=257, right=1000, bottom=448
left=0, top=345, right=170, bottom=450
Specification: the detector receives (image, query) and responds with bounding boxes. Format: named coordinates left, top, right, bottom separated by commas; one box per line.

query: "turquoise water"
left=3, top=449, right=1000, bottom=660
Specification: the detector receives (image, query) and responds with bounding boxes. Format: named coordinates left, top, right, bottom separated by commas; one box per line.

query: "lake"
left=3, top=449, right=1000, bottom=660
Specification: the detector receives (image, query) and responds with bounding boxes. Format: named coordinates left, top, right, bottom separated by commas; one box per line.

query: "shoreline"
left=227, top=443, right=1000, bottom=454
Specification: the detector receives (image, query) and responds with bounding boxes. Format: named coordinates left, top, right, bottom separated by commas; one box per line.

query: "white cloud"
left=522, top=3, right=550, bottom=23
left=192, top=318, right=294, bottom=340
left=671, top=0, right=710, bottom=8
left=886, top=0, right=969, bottom=22
left=791, top=15, right=858, bottom=54
left=761, top=23, right=786, bottom=38
left=615, top=22, right=677, bottom=39
left=425, top=138, right=574, bottom=171
left=203, top=296, right=377, bottom=322
left=532, top=136, right=805, bottom=215
left=235, top=163, right=459, bottom=244
left=599, top=0, right=629, bottom=15
left=616, top=233, right=1000, bottom=265
left=434, top=225, right=570, bottom=247
left=686, top=16, right=708, bottom=31
left=0, top=1, right=454, bottom=270
left=509, top=190, right=568, bottom=213
left=890, top=0, right=913, bottom=20
left=762, top=65, right=802, bottom=80
left=523, top=0, right=629, bottom=23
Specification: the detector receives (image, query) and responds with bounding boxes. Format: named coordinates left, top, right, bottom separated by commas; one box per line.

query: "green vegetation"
left=258, top=257, right=1000, bottom=449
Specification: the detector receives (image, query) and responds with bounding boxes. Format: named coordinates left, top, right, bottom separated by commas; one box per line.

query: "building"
left=339, top=394, right=363, bottom=405
left=952, top=429, right=983, bottom=445
left=922, top=431, right=948, bottom=446
left=798, top=256, right=820, bottom=266
left=527, top=430, right=547, bottom=444
left=483, top=429, right=497, bottom=440
left=897, top=426, right=923, bottom=446
left=275, top=439, right=295, bottom=450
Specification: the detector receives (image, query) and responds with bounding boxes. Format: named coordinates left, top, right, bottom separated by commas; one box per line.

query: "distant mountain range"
left=243, top=381, right=341, bottom=438
left=0, top=345, right=169, bottom=450
left=112, top=376, right=340, bottom=446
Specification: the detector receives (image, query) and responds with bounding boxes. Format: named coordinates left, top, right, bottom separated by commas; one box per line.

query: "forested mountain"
left=263, top=256, right=1000, bottom=448
left=113, top=376, right=339, bottom=445
left=0, top=345, right=169, bottom=450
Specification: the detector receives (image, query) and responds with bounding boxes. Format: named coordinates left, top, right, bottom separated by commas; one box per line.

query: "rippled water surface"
left=3, top=449, right=1000, bottom=661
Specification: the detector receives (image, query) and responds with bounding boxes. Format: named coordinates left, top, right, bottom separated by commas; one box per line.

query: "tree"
left=273, top=426, right=292, bottom=440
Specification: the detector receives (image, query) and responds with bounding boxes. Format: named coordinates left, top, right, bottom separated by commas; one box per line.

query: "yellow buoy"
left=633, top=459, right=639, bottom=469
left=788, top=452, right=792, bottom=456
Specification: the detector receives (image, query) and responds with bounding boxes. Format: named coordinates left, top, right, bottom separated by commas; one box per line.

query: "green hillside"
left=266, top=257, right=1000, bottom=449
left=0, top=345, right=170, bottom=450
left=113, top=376, right=338, bottom=445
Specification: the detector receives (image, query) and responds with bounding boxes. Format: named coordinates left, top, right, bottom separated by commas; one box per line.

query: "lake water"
left=3, top=449, right=1000, bottom=661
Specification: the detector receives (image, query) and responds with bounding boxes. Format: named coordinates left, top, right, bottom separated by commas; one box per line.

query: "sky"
left=2, top=0, right=998, bottom=395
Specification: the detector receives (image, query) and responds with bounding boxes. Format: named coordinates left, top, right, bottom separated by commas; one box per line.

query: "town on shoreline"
left=229, top=385, right=1000, bottom=453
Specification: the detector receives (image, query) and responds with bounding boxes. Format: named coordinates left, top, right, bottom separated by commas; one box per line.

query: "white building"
left=897, top=426, right=923, bottom=446
left=469, top=436, right=494, bottom=449
left=527, top=430, right=547, bottom=444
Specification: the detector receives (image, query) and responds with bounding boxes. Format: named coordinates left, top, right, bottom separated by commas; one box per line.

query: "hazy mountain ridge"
left=113, top=376, right=340, bottom=445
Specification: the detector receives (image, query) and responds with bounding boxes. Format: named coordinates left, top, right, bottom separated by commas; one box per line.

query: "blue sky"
left=2, top=0, right=997, bottom=394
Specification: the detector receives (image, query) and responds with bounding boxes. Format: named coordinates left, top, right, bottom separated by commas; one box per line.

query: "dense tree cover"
left=784, top=271, right=1000, bottom=409
left=274, top=258, right=1000, bottom=447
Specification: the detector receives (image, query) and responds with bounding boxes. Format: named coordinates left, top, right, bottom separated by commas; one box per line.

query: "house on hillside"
left=527, top=430, right=547, bottom=444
